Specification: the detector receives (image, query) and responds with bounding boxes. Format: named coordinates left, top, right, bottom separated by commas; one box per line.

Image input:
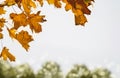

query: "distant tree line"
left=0, top=60, right=112, bottom=78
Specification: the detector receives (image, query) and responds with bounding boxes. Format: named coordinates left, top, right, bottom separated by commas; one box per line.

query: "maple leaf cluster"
left=0, top=0, right=94, bottom=61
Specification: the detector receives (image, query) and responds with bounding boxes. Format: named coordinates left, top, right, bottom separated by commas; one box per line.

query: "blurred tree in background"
left=0, top=60, right=112, bottom=78
left=15, top=63, right=35, bottom=78
left=66, top=64, right=91, bottom=78
left=0, top=60, right=17, bottom=78
left=36, top=62, right=63, bottom=78
left=92, top=68, right=112, bottom=78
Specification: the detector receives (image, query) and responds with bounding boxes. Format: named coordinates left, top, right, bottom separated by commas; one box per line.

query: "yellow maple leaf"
left=22, top=0, right=36, bottom=14
left=28, top=11, right=46, bottom=33
left=10, top=12, right=28, bottom=29
left=0, top=47, right=15, bottom=61
left=0, top=7, right=6, bottom=15
left=0, top=18, right=5, bottom=32
left=47, top=0, right=61, bottom=8
left=15, top=30, right=33, bottom=51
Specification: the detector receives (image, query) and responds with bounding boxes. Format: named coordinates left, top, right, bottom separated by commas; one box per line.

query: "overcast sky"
left=0, top=0, right=120, bottom=77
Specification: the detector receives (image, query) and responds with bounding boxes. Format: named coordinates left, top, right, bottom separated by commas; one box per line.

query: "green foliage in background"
left=66, top=64, right=91, bottom=78
left=36, top=62, right=63, bottom=78
left=0, top=60, right=112, bottom=78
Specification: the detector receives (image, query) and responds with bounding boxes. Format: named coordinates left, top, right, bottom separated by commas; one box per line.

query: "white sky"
left=0, top=0, right=120, bottom=77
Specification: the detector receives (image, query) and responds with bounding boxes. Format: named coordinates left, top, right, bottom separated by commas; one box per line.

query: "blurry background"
left=0, top=0, right=120, bottom=78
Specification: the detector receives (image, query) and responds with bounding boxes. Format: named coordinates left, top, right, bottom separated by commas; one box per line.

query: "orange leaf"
left=37, top=0, right=43, bottom=6
left=22, top=0, right=36, bottom=14
left=62, top=0, right=94, bottom=26
left=28, top=11, right=46, bottom=33
left=15, top=0, right=22, bottom=8
left=10, top=12, right=28, bottom=29
left=15, top=30, right=33, bottom=51
left=7, top=28, right=33, bottom=51
left=0, top=47, right=15, bottom=61
left=0, top=7, right=5, bottom=15
left=78, top=0, right=91, bottom=14
left=65, top=3, right=72, bottom=11
left=4, top=0, right=16, bottom=6
left=7, top=27, right=16, bottom=39
left=84, top=0, right=94, bottom=6
left=0, top=33, right=3, bottom=39
left=47, top=0, right=61, bottom=8
left=0, top=18, right=5, bottom=32
left=75, top=14, right=87, bottom=26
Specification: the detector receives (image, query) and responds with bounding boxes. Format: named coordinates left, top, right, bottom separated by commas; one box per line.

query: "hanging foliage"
left=0, top=0, right=94, bottom=61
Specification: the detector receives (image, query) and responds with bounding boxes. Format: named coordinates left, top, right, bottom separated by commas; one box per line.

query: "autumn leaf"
left=0, top=7, right=6, bottom=15
left=15, top=30, right=33, bottom=51
left=0, top=18, right=5, bottom=27
left=15, top=0, right=22, bottom=8
left=76, top=0, right=91, bottom=14
left=62, top=0, right=94, bottom=26
left=84, top=0, right=94, bottom=6
left=7, top=27, right=16, bottom=39
left=75, top=14, right=87, bottom=25
left=64, top=0, right=91, bottom=14
left=22, top=0, right=36, bottom=14
left=0, top=47, right=15, bottom=61
left=4, top=0, right=16, bottom=6
left=28, top=11, right=46, bottom=33
left=10, top=12, right=28, bottom=29
left=0, top=18, right=5, bottom=32
left=0, top=0, right=95, bottom=62
left=37, top=0, right=44, bottom=6
left=0, top=18, right=5, bottom=39
left=0, top=33, right=3, bottom=39
left=7, top=28, right=33, bottom=51
left=65, top=3, right=72, bottom=11
left=47, top=0, right=61, bottom=8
